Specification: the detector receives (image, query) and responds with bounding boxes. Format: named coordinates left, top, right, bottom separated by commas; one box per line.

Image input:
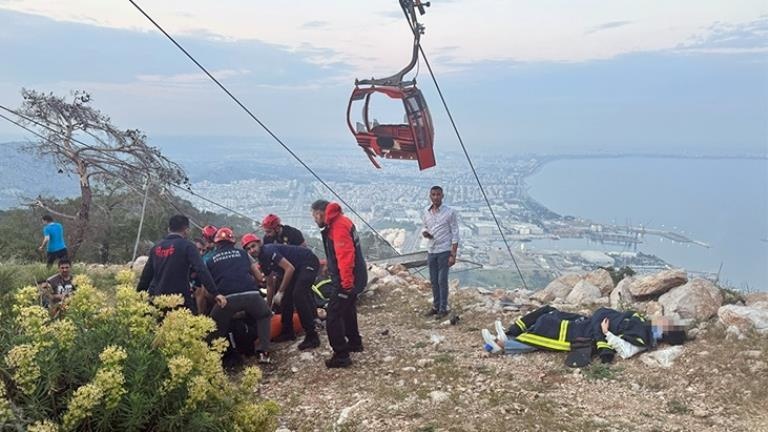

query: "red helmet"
left=213, top=227, right=235, bottom=244
left=202, top=225, right=218, bottom=241
left=240, top=233, right=261, bottom=248
left=262, top=214, right=281, bottom=230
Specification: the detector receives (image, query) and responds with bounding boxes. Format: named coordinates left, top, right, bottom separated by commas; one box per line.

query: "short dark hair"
left=58, top=258, right=71, bottom=267
left=430, top=185, right=443, bottom=193
left=662, top=329, right=686, bottom=346
left=42, top=215, right=53, bottom=222
left=311, top=199, right=329, bottom=212
left=168, top=214, right=190, bottom=232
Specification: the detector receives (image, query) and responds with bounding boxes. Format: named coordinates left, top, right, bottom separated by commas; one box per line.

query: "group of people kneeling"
left=137, top=199, right=368, bottom=369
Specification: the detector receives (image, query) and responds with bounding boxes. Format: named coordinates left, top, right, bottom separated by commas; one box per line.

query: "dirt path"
left=257, top=280, right=768, bottom=432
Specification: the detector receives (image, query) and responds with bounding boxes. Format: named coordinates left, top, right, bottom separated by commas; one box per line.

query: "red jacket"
left=321, top=202, right=367, bottom=292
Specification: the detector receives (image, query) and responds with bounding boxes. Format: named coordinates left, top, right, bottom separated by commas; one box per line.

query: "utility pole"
left=132, top=175, right=151, bottom=262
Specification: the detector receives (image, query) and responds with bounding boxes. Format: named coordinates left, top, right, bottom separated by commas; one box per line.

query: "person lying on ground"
left=481, top=306, right=686, bottom=363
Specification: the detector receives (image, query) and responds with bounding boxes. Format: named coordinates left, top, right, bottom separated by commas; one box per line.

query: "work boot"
left=350, top=343, right=364, bottom=353
left=325, top=354, right=352, bottom=369
left=298, top=333, right=320, bottom=351
left=272, top=332, right=296, bottom=343
left=424, top=308, right=438, bottom=317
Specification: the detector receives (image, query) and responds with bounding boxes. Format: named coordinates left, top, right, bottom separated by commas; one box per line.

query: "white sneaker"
left=494, top=320, right=509, bottom=343
left=481, top=329, right=502, bottom=353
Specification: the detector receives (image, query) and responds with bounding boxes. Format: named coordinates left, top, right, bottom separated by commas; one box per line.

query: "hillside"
left=257, top=267, right=768, bottom=432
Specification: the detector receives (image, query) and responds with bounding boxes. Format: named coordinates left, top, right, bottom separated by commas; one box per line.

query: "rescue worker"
left=261, top=214, right=306, bottom=246
left=200, top=225, right=219, bottom=263
left=482, top=306, right=686, bottom=364
left=311, top=200, right=367, bottom=368
left=137, top=215, right=225, bottom=312
left=243, top=233, right=321, bottom=350
left=206, top=227, right=273, bottom=365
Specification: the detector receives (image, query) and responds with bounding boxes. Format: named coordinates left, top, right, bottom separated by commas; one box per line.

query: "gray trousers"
left=210, top=291, right=272, bottom=353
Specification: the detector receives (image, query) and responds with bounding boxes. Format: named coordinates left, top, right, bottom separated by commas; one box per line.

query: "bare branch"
left=24, top=198, right=77, bottom=220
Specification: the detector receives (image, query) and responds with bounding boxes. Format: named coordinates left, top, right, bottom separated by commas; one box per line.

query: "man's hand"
left=215, top=294, right=227, bottom=308
left=37, top=246, right=44, bottom=252
left=448, top=255, right=456, bottom=267
left=601, top=317, right=610, bottom=335
left=272, top=291, right=284, bottom=308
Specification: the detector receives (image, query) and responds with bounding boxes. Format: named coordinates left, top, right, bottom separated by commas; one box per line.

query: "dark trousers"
left=210, top=291, right=273, bottom=353
left=326, top=290, right=361, bottom=358
left=280, top=258, right=319, bottom=337
left=46, top=248, right=68, bottom=267
left=428, top=250, right=451, bottom=312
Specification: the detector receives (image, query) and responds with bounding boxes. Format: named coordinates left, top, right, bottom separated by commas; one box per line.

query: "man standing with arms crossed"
left=311, top=200, right=367, bottom=368
left=422, top=186, right=460, bottom=319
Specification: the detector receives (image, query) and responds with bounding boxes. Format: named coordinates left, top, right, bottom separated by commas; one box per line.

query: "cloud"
left=675, top=16, right=768, bottom=53
left=136, top=69, right=251, bottom=85
left=585, top=20, right=633, bottom=35
left=300, top=20, right=330, bottom=29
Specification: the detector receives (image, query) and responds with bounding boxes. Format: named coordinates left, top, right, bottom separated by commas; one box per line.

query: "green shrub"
left=0, top=269, right=279, bottom=431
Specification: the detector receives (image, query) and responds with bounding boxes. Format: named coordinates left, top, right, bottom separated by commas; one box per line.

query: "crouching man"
left=207, top=227, right=273, bottom=366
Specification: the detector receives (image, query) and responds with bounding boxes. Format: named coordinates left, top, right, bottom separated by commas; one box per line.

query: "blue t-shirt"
left=43, top=222, right=66, bottom=252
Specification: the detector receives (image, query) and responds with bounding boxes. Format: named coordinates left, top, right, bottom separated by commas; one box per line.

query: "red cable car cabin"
left=347, top=85, right=436, bottom=170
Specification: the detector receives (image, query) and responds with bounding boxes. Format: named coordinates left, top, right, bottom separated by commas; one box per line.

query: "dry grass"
left=256, top=281, right=768, bottom=432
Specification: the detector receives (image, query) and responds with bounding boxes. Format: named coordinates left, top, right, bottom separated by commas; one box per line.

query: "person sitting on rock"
left=481, top=306, right=686, bottom=364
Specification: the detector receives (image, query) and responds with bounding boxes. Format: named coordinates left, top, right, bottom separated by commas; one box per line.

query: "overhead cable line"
left=400, top=7, right=529, bottom=289
left=126, top=0, right=403, bottom=258
left=0, top=103, right=257, bottom=226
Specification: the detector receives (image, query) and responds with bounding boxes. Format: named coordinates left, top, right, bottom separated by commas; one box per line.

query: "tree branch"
left=25, top=199, right=77, bottom=220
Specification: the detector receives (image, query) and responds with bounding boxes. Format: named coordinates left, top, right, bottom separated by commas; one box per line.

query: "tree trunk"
left=69, top=174, right=92, bottom=260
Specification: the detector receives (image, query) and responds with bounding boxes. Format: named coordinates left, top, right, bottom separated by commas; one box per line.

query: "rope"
left=397, top=7, right=529, bottom=289
left=127, top=0, right=402, bottom=258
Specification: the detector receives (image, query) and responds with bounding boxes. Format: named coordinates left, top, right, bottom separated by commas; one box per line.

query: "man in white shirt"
left=421, top=186, right=460, bottom=318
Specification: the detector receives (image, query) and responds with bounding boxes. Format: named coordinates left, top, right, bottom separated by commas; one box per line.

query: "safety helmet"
left=201, top=225, right=218, bottom=242
left=213, top=227, right=235, bottom=244
left=240, top=233, right=261, bottom=248
left=262, top=214, right=281, bottom=230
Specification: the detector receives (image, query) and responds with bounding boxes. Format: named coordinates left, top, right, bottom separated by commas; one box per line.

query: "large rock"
left=628, top=269, right=688, bottom=298
left=745, top=293, right=768, bottom=307
left=658, top=278, right=723, bottom=321
left=717, top=304, right=768, bottom=334
left=640, top=346, right=684, bottom=368
left=367, top=264, right=390, bottom=281
left=532, top=273, right=583, bottom=303
left=610, top=277, right=636, bottom=309
left=584, top=268, right=615, bottom=296
left=565, top=280, right=602, bottom=305
left=131, top=256, right=148, bottom=274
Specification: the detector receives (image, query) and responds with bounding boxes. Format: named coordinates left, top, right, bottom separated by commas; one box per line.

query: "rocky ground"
left=255, top=267, right=768, bottom=432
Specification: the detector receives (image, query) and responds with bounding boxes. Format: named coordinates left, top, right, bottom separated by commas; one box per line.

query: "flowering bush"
left=0, top=267, right=279, bottom=431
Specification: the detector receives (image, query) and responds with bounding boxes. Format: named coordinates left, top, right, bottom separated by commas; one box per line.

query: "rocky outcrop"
left=531, top=273, right=589, bottom=303
left=565, top=280, right=602, bottom=305
left=609, top=277, right=636, bottom=309
left=718, top=304, right=768, bottom=335
left=627, top=269, right=688, bottom=299
left=583, top=268, right=615, bottom=296
left=745, top=293, right=768, bottom=307
left=658, top=278, right=723, bottom=321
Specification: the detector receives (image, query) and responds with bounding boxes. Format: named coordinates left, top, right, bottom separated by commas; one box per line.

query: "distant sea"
left=527, top=157, right=768, bottom=292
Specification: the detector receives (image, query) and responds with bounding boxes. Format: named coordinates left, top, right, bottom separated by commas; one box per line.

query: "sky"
left=0, top=0, right=766, bottom=155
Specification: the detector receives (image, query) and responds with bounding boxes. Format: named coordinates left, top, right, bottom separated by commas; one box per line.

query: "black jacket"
left=137, top=233, right=218, bottom=299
